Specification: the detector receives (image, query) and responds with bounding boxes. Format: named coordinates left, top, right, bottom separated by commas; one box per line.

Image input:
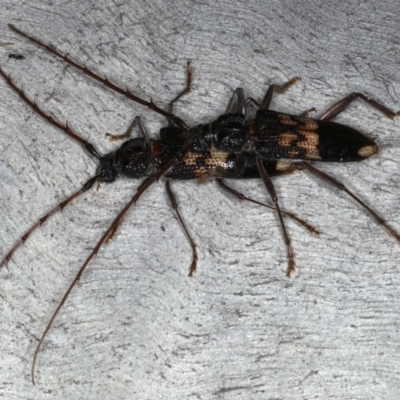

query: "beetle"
left=1, top=24, right=399, bottom=384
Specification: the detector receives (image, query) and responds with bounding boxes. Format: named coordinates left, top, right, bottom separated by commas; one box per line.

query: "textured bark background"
left=1, top=1, right=400, bottom=399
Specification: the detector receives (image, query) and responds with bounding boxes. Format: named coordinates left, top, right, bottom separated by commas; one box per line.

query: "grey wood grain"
left=1, top=1, right=400, bottom=398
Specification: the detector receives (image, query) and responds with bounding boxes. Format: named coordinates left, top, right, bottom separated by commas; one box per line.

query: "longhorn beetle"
left=1, top=24, right=400, bottom=384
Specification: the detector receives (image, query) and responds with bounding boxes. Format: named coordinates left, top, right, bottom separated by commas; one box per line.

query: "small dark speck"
left=160, top=225, right=165, bottom=232
left=8, top=53, right=25, bottom=60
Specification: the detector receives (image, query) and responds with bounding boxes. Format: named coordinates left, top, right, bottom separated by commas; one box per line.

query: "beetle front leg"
left=169, top=62, right=194, bottom=107
left=106, top=116, right=150, bottom=142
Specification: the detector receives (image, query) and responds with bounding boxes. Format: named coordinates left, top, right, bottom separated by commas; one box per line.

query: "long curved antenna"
left=8, top=24, right=188, bottom=130
left=0, top=176, right=99, bottom=269
left=0, top=67, right=100, bottom=159
left=31, top=144, right=190, bottom=385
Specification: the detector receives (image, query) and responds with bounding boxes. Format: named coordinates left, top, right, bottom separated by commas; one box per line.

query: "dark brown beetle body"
left=103, top=102, right=377, bottom=185
left=101, top=125, right=295, bottom=183
left=254, top=110, right=377, bottom=162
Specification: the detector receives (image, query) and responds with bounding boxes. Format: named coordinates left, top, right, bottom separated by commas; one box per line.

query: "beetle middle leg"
left=215, top=178, right=319, bottom=234
left=241, top=77, right=301, bottom=113
left=166, top=180, right=198, bottom=276
left=256, top=157, right=296, bottom=276
left=162, top=63, right=198, bottom=276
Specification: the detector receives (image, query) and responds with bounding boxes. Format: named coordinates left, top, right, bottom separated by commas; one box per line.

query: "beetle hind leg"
left=302, top=161, right=400, bottom=244
left=320, top=92, right=400, bottom=121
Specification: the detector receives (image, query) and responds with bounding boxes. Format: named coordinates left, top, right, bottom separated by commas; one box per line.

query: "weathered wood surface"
left=1, top=1, right=400, bottom=398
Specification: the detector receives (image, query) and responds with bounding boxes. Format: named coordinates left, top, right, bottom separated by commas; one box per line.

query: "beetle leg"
left=302, top=161, right=400, bottom=243
left=245, top=97, right=260, bottom=109
left=256, top=157, right=296, bottom=276
left=225, top=88, right=246, bottom=115
left=298, top=107, right=317, bottom=117
left=165, top=180, right=198, bottom=276
left=166, top=61, right=193, bottom=126
left=215, top=178, right=319, bottom=234
left=260, top=77, right=300, bottom=110
left=169, top=62, right=193, bottom=107
left=320, top=92, right=400, bottom=121
left=106, top=115, right=150, bottom=142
